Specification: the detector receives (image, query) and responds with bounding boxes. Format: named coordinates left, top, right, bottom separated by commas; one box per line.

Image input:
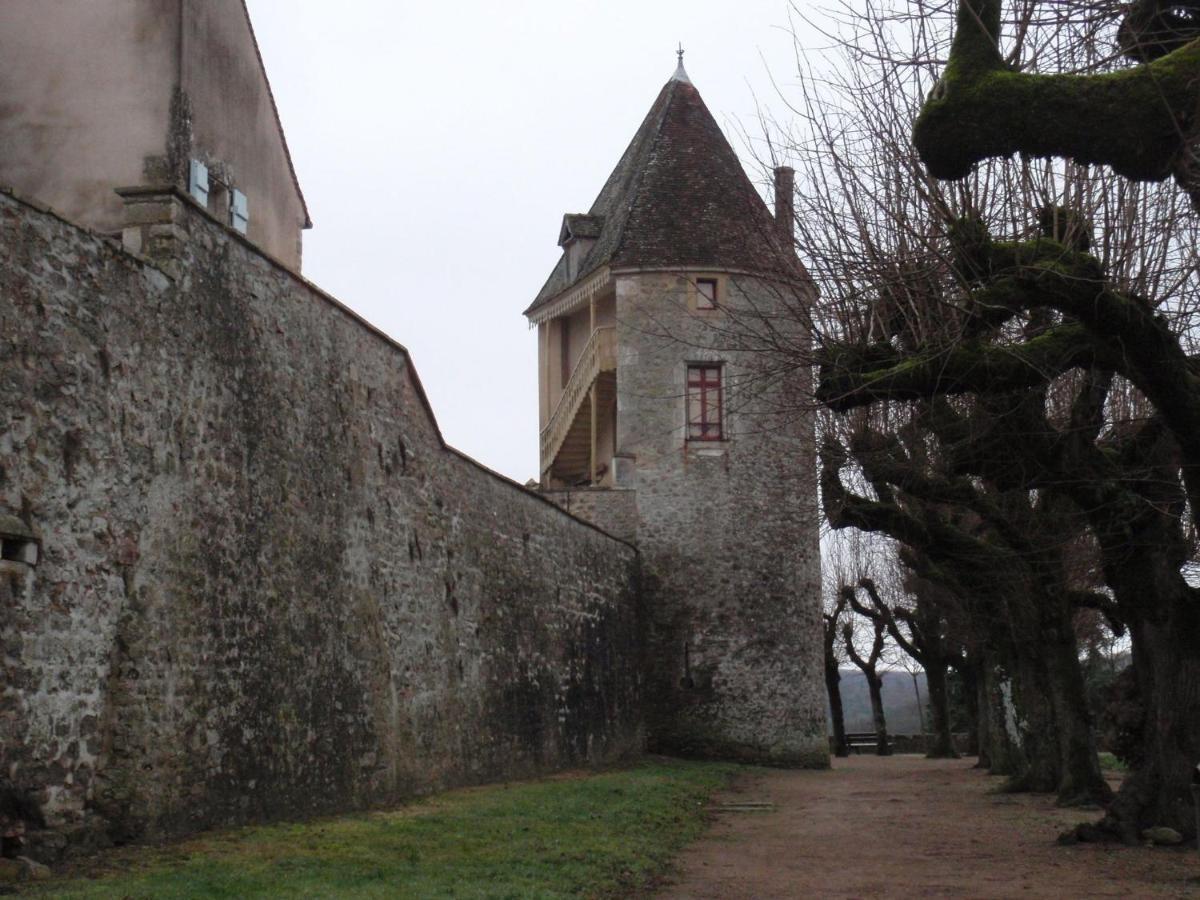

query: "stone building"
left=0, top=0, right=310, bottom=269
left=529, top=58, right=826, bottom=765
left=0, top=6, right=825, bottom=860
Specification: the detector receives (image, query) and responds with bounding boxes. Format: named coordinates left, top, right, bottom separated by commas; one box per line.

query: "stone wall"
left=0, top=188, right=643, bottom=859
left=614, top=270, right=827, bottom=767
left=539, top=487, right=638, bottom=544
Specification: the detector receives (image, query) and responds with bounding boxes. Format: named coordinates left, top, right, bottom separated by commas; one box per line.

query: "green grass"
left=29, top=759, right=741, bottom=899
left=1097, top=752, right=1129, bottom=773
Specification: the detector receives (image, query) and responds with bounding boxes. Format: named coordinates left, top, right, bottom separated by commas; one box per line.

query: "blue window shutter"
left=231, top=189, right=249, bottom=234
left=188, top=160, right=209, bottom=206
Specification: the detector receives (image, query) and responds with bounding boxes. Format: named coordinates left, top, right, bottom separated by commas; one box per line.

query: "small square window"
left=686, top=364, right=723, bottom=441
left=696, top=278, right=718, bottom=309
left=1, top=536, right=37, bottom=566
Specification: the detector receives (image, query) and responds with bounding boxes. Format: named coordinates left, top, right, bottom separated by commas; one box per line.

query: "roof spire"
left=672, top=43, right=691, bottom=84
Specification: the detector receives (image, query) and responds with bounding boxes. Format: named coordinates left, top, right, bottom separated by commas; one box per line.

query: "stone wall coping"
left=0, top=183, right=638, bottom=554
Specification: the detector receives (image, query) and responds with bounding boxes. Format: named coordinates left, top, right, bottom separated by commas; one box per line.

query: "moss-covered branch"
left=914, top=0, right=1200, bottom=181
left=829, top=221, right=1200, bottom=512
left=821, top=438, right=931, bottom=545
left=821, top=436, right=1021, bottom=583
left=928, top=397, right=1184, bottom=579
left=817, top=323, right=1105, bottom=410
left=952, top=229, right=1200, bottom=482
left=851, top=427, right=1045, bottom=562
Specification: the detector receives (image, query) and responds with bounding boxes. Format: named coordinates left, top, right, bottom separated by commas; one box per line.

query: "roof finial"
left=672, top=42, right=691, bottom=84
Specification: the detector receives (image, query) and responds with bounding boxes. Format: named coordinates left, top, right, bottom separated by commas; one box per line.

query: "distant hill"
left=828, top=669, right=928, bottom=735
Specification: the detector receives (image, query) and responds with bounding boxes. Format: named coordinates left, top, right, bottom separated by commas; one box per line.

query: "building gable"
left=0, top=0, right=311, bottom=270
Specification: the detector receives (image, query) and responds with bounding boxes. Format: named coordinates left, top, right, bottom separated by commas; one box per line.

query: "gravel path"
left=658, top=755, right=1200, bottom=899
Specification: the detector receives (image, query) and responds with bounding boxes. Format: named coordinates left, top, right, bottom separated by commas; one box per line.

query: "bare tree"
left=847, top=577, right=960, bottom=759
left=729, top=0, right=1195, bottom=816
left=811, top=0, right=1200, bottom=841
left=824, top=590, right=851, bottom=757
left=841, top=587, right=893, bottom=756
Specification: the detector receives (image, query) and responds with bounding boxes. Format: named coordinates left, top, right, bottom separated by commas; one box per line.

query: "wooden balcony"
left=541, top=326, right=617, bottom=481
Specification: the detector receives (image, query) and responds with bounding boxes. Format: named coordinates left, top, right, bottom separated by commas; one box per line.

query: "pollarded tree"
left=824, top=590, right=851, bottom=758
left=840, top=591, right=893, bottom=756
left=913, top=0, right=1200, bottom=207
left=854, top=1, right=1200, bottom=840
left=823, top=528, right=894, bottom=758
left=821, top=408, right=1113, bottom=805
left=846, top=576, right=960, bottom=759
left=821, top=203, right=1200, bottom=842
left=759, top=0, right=1198, bottom=837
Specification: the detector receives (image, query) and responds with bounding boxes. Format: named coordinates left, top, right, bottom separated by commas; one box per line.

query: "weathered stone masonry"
left=0, top=188, right=643, bottom=858
left=616, top=271, right=825, bottom=766
left=526, top=64, right=828, bottom=768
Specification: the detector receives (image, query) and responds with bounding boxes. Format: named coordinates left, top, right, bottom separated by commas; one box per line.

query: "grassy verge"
left=1097, top=752, right=1128, bottom=774
left=27, top=758, right=741, bottom=899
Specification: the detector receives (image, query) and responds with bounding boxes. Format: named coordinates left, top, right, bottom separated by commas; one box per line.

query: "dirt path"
left=659, top=755, right=1200, bottom=899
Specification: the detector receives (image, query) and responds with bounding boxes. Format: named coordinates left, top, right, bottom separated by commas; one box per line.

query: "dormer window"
left=558, top=214, right=605, bottom=281
left=696, top=278, right=718, bottom=309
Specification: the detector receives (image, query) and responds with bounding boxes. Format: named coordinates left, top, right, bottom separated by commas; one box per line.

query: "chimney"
left=774, top=165, right=795, bottom=248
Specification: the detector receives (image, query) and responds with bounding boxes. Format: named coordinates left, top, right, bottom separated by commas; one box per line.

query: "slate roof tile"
left=525, top=73, right=797, bottom=317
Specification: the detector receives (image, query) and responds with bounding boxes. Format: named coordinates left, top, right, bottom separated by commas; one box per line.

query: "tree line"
left=739, top=0, right=1200, bottom=843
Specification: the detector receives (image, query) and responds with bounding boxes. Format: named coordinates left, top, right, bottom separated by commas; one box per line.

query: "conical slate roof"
left=525, top=68, right=794, bottom=317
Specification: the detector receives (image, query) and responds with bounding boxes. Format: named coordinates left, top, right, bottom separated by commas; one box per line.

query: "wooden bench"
left=845, top=732, right=880, bottom=753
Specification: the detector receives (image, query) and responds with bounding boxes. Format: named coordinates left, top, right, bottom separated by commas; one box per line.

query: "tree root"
left=1057, top=815, right=1137, bottom=846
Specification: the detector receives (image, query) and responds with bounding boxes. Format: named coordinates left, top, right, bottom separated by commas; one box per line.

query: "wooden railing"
left=541, top=326, right=617, bottom=469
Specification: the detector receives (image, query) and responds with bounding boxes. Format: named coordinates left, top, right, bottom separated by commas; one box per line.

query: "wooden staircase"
left=541, top=327, right=617, bottom=484
left=549, top=373, right=616, bottom=483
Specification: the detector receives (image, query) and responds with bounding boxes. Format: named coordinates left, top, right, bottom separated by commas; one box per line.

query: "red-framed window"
left=696, top=278, right=718, bottom=309
left=687, top=364, right=724, bottom=441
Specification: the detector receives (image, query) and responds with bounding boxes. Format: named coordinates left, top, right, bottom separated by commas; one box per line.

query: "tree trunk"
left=1100, top=613, right=1200, bottom=841
left=1044, top=616, right=1112, bottom=807
left=825, top=661, right=850, bottom=758
left=924, top=662, right=959, bottom=759
left=1004, top=649, right=1061, bottom=794
left=910, top=672, right=928, bottom=734
left=981, top=663, right=1022, bottom=778
left=867, top=674, right=892, bottom=756
left=959, top=663, right=983, bottom=761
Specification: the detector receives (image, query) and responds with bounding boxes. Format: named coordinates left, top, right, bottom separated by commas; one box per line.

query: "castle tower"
left=0, top=0, right=310, bottom=269
left=525, top=60, right=827, bottom=766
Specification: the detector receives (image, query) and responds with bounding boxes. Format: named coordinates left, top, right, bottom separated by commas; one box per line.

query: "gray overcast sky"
left=244, top=0, right=823, bottom=482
